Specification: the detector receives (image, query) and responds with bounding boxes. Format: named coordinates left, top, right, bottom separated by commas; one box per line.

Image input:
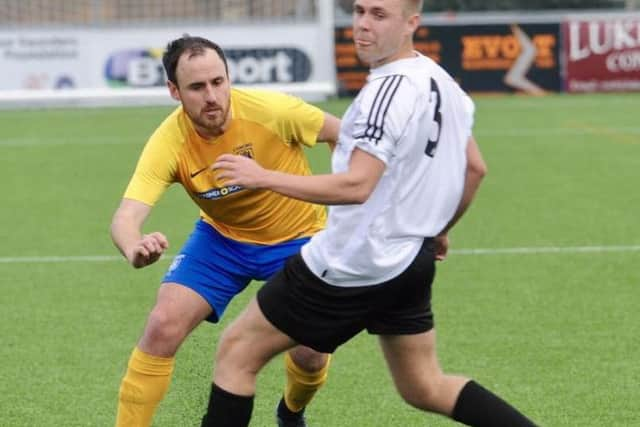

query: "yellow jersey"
left=124, top=88, right=327, bottom=244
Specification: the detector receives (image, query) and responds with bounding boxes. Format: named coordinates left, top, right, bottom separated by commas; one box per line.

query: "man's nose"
left=204, top=84, right=216, bottom=102
left=354, top=14, right=370, bottom=31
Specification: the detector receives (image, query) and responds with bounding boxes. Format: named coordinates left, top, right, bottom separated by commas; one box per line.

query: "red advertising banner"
left=564, top=18, right=640, bottom=92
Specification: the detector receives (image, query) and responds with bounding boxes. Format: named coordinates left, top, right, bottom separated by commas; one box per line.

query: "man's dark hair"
left=162, top=35, right=229, bottom=86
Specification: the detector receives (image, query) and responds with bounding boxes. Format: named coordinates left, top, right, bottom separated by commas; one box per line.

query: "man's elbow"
left=469, top=157, right=488, bottom=181
left=109, top=217, right=123, bottom=246
left=350, top=190, right=370, bottom=204
left=475, top=162, right=488, bottom=180
left=344, top=180, right=375, bottom=204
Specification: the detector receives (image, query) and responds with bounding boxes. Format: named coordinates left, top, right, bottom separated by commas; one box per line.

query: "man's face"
left=352, top=0, right=415, bottom=68
left=169, top=48, right=231, bottom=138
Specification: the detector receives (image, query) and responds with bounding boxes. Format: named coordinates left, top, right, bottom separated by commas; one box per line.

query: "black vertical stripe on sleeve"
left=363, top=75, right=404, bottom=144
left=375, top=76, right=403, bottom=141
left=365, top=76, right=390, bottom=139
left=368, top=75, right=396, bottom=140
left=365, top=75, right=395, bottom=140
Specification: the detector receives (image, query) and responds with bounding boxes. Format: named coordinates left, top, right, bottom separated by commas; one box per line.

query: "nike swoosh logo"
left=190, top=166, right=209, bottom=178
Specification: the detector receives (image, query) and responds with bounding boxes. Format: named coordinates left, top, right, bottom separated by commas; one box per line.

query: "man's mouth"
left=355, top=39, right=373, bottom=47
left=204, top=108, right=221, bottom=116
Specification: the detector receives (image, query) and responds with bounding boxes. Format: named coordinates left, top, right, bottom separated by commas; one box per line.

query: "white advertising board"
left=0, top=25, right=334, bottom=90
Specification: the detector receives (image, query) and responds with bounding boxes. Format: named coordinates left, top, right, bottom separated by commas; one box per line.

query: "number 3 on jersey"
left=425, top=78, right=441, bottom=158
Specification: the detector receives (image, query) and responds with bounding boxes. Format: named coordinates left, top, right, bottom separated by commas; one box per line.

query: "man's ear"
left=167, top=80, right=181, bottom=102
left=407, top=12, right=421, bottom=34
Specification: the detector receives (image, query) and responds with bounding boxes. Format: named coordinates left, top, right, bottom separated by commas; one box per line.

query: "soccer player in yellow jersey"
left=110, top=35, right=340, bottom=427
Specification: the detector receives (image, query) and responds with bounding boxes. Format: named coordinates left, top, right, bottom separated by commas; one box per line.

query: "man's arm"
left=317, top=112, right=341, bottom=151
left=435, top=136, right=487, bottom=260
left=214, top=147, right=385, bottom=205
left=110, top=198, right=169, bottom=268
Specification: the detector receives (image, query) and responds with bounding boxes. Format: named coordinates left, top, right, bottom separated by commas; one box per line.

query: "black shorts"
left=257, top=238, right=436, bottom=354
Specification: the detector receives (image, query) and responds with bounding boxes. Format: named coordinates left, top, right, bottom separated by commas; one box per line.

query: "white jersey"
left=302, top=53, right=475, bottom=287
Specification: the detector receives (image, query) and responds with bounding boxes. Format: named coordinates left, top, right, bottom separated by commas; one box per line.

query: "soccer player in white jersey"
left=200, top=1, right=537, bottom=426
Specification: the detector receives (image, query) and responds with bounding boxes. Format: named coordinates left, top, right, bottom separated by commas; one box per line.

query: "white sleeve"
left=350, top=75, right=418, bottom=164
left=460, top=89, right=475, bottom=139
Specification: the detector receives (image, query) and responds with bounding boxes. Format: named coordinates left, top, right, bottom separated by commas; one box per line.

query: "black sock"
left=452, top=380, right=537, bottom=427
left=277, top=396, right=305, bottom=420
left=201, top=383, right=254, bottom=427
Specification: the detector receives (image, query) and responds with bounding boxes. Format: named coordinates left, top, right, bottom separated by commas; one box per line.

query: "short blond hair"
left=404, top=0, right=423, bottom=16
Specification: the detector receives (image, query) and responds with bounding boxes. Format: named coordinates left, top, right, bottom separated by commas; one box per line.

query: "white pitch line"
left=0, top=137, right=141, bottom=147
left=452, top=245, right=640, bottom=255
left=475, top=127, right=640, bottom=137
left=0, top=245, right=639, bottom=264
left=0, top=255, right=126, bottom=263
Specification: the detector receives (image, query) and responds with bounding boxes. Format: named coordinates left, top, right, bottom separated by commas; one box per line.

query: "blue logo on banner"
left=104, top=47, right=311, bottom=87
left=104, top=48, right=165, bottom=87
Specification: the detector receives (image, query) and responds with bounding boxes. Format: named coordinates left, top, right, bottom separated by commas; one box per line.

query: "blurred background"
left=1, top=0, right=640, bottom=106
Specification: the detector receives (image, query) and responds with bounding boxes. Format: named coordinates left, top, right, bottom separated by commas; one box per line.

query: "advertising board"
left=335, top=22, right=562, bottom=95
left=0, top=26, right=333, bottom=91
left=564, top=17, right=640, bottom=92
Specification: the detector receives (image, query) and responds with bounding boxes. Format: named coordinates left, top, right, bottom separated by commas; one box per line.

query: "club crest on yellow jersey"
left=233, top=143, right=254, bottom=158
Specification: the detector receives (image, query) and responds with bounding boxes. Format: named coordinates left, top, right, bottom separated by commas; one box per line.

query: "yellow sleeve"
left=123, top=114, right=182, bottom=206
left=274, top=93, right=325, bottom=148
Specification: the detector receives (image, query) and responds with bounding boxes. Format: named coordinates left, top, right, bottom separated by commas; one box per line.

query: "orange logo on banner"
left=462, top=34, right=556, bottom=70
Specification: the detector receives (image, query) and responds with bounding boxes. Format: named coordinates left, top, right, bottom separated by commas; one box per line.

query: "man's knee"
left=400, top=384, right=435, bottom=411
left=142, top=305, right=190, bottom=353
left=288, top=346, right=330, bottom=372
left=398, top=373, right=466, bottom=415
left=396, top=372, right=446, bottom=411
left=217, top=322, right=250, bottom=364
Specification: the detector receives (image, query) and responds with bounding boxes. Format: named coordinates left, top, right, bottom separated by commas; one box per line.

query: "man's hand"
left=213, top=154, right=267, bottom=189
left=434, top=233, right=449, bottom=261
left=127, top=232, right=169, bottom=268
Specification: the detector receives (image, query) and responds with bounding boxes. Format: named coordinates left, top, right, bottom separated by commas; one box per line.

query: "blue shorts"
left=163, top=219, right=310, bottom=323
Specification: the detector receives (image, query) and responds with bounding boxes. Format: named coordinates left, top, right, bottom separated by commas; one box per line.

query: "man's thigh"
left=378, top=331, right=468, bottom=414
left=154, top=283, right=212, bottom=327
left=139, top=283, right=212, bottom=355
left=378, top=330, right=442, bottom=386
left=215, top=298, right=297, bottom=395
left=163, top=220, right=309, bottom=322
